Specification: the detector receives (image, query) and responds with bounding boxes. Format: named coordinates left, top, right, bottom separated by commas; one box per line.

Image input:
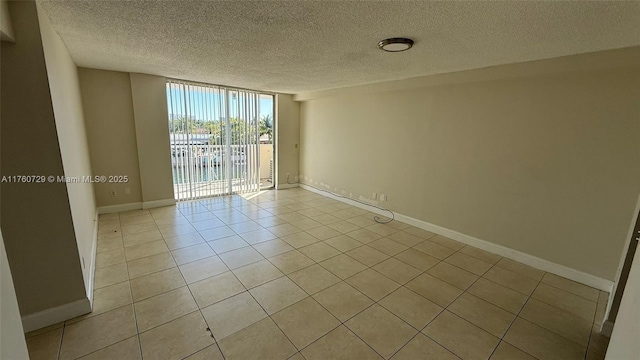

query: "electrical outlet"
left=380, top=194, right=387, bottom=202
left=125, top=187, right=131, bottom=195
left=110, top=189, right=116, bottom=196
left=372, top=192, right=377, bottom=200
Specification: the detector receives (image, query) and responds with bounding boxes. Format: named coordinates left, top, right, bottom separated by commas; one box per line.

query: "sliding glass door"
left=166, top=79, right=270, bottom=201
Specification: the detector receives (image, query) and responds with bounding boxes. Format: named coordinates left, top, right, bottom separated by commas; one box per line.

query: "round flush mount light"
left=378, top=37, right=414, bottom=52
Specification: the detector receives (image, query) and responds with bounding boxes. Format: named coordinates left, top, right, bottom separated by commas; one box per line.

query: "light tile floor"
left=26, top=188, right=611, bottom=360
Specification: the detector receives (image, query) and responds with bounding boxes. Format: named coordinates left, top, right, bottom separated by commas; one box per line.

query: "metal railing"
left=171, top=144, right=259, bottom=200
left=167, top=79, right=269, bottom=201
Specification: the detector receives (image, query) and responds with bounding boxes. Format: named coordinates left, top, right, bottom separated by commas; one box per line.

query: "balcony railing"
left=171, top=144, right=271, bottom=200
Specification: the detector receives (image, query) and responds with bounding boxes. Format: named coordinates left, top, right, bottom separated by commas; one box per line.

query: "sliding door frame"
left=167, top=78, right=276, bottom=201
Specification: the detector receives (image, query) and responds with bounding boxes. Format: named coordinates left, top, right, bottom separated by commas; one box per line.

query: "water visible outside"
left=172, top=165, right=264, bottom=200
left=166, top=81, right=275, bottom=200
left=172, top=164, right=246, bottom=184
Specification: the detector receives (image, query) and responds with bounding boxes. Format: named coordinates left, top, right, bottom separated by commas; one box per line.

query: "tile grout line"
left=179, top=344, right=223, bottom=360
left=103, top=199, right=480, bottom=359
left=586, top=292, right=611, bottom=359
left=536, top=279, right=601, bottom=303
left=262, top=230, right=448, bottom=359
left=96, top=244, right=535, bottom=358
left=449, top=245, right=598, bottom=358
left=215, top=248, right=302, bottom=358
left=55, top=321, right=65, bottom=360
left=493, top=270, right=549, bottom=360
left=518, top=285, right=601, bottom=344
left=585, top=292, right=610, bottom=358
left=114, top=207, right=406, bottom=277
left=69, top=214, right=143, bottom=359
left=457, top=255, right=602, bottom=322
left=388, top=245, right=496, bottom=360
left=103, top=210, right=219, bottom=358
left=195, top=206, right=401, bottom=357
left=277, top=229, right=473, bottom=359
left=365, top=236, right=588, bottom=359
left=471, top=258, right=528, bottom=360
left=410, top=234, right=601, bottom=303
left=283, top=296, right=383, bottom=359
left=120, top=214, right=146, bottom=360
left=162, top=229, right=227, bottom=360
left=93, top=190, right=599, bottom=360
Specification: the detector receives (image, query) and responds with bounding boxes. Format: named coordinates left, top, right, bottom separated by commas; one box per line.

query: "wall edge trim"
left=96, top=199, right=177, bottom=214
left=21, top=298, right=91, bottom=333
left=601, top=320, right=614, bottom=337
left=86, top=210, right=98, bottom=307
left=299, top=183, right=613, bottom=292
left=605, top=193, right=640, bottom=323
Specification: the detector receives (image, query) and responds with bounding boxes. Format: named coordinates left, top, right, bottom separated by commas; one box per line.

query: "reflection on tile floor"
left=26, top=188, right=610, bottom=360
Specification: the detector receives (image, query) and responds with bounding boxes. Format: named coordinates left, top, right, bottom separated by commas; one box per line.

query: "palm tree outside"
left=259, top=114, right=273, bottom=143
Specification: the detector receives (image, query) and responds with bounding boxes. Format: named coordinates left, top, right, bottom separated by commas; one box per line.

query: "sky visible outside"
left=166, top=84, right=274, bottom=122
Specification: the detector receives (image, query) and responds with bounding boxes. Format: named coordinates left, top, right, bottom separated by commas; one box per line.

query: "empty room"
left=1, top=1, right=640, bottom=359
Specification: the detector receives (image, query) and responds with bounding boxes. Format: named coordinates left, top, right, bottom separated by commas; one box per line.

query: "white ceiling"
left=38, top=0, right=640, bottom=94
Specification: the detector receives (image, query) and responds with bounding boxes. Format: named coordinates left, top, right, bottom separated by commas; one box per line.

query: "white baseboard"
left=299, top=184, right=382, bottom=213
left=22, top=298, right=91, bottom=333
left=97, top=202, right=143, bottom=214
left=276, top=183, right=299, bottom=190
left=97, top=199, right=176, bottom=214
left=299, top=184, right=614, bottom=292
left=394, top=212, right=613, bottom=292
left=143, top=198, right=176, bottom=209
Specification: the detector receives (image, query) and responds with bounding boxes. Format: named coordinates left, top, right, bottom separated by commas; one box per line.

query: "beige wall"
left=298, top=47, right=640, bottom=281
left=38, top=2, right=96, bottom=292
left=0, top=0, right=13, bottom=41
left=1, top=5, right=26, bottom=351
left=79, top=68, right=143, bottom=207
left=130, top=73, right=175, bottom=203
left=79, top=70, right=292, bottom=202
left=80, top=70, right=176, bottom=208
left=276, top=94, right=300, bottom=187
left=0, top=0, right=87, bottom=315
left=0, top=231, right=29, bottom=359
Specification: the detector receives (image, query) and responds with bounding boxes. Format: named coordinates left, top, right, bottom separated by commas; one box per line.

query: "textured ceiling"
left=38, top=0, right=640, bottom=93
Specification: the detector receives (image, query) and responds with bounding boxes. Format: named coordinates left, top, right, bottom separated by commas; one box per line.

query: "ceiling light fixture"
left=378, top=37, right=414, bottom=52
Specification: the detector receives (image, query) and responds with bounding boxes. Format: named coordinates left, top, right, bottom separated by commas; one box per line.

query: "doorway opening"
left=166, top=79, right=274, bottom=201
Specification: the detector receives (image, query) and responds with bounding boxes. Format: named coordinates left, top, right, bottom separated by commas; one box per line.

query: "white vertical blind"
left=166, top=79, right=261, bottom=201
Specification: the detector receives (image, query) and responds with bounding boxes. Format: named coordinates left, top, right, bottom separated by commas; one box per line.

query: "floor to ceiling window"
left=166, top=79, right=274, bottom=201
